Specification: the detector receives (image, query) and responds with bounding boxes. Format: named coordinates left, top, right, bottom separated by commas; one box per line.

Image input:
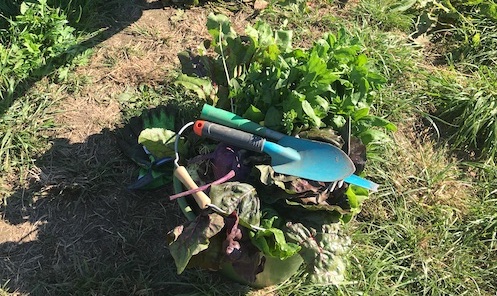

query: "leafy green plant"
left=285, top=222, right=350, bottom=284
left=0, top=0, right=78, bottom=102
left=177, top=14, right=396, bottom=146
left=167, top=14, right=396, bottom=287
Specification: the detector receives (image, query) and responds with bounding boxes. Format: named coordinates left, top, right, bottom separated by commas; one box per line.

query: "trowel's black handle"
left=193, top=120, right=265, bottom=152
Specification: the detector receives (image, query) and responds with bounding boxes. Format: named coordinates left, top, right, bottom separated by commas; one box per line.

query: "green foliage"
left=285, top=222, right=350, bottom=285
left=171, top=16, right=396, bottom=285
left=174, top=74, right=219, bottom=103
left=250, top=216, right=301, bottom=260
left=138, top=128, right=177, bottom=159
left=136, top=107, right=179, bottom=159
left=0, top=0, right=23, bottom=29
left=210, top=182, right=262, bottom=228
left=256, top=163, right=366, bottom=222
left=0, top=0, right=78, bottom=101
left=178, top=14, right=395, bottom=146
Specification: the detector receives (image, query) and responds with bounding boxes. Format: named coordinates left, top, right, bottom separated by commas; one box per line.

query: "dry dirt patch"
left=0, top=220, right=45, bottom=245
left=80, top=7, right=212, bottom=88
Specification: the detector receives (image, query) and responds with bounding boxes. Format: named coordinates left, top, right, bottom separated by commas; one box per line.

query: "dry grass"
left=360, top=120, right=474, bottom=221
left=0, top=125, right=186, bottom=294
left=85, top=7, right=212, bottom=87
left=392, top=126, right=472, bottom=213
left=52, top=97, right=121, bottom=144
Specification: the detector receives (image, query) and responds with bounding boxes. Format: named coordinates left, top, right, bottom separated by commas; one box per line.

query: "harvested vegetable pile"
left=167, top=127, right=360, bottom=285
left=119, top=14, right=393, bottom=287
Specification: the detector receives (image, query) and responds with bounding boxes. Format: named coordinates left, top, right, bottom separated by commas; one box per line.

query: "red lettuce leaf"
left=223, top=212, right=243, bottom=260
left=221, top=212, right=266, bottom=283
left=167, top=212, right=225, bottom=274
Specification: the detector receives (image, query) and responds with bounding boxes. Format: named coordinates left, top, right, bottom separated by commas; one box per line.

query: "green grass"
left=352, top=0, right=414, bottom=32
left=423, top=66, right=497, bottom=160
left=338, top=130, right=495, bottom=294
left=433, top=1, right=497, bottom=67
left=259, top=0, right=351, bottom=46
left=0, top=88, right=56, bottom=175
left=350, top=0, right=497, bottom=68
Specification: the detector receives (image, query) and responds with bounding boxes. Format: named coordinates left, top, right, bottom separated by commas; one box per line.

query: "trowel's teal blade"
left=256, top=141, right=355, bottom=182
left=276, top=137, right=355, bottom=181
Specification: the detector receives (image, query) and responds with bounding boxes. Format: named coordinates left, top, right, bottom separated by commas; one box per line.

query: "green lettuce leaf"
left=285, top=222, right=351, bottom=284
left=251, top=228, right=301, bottom=260
left=138, top=128, right=176, bottom=159
left=250, top=216, right=301, bottom=260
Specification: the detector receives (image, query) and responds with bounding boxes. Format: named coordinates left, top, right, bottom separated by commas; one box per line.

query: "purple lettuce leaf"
left=167, top=212, right=225, bottom=274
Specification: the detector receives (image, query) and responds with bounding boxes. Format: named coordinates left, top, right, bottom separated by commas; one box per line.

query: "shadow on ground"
left=0, top=128, right=251, bottom=295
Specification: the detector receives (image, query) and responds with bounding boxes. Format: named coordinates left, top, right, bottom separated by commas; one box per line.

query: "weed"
left=350, top=0, right=497, bottom=68
left=0, top=90, right=57, bottom=175
left=352, top=0, right=414, bottom=32
left=404, top=0, right=497, bottom=67
left=129, top=24, right=160, bottom=38
left=425, top=66, right=497, bottom=160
